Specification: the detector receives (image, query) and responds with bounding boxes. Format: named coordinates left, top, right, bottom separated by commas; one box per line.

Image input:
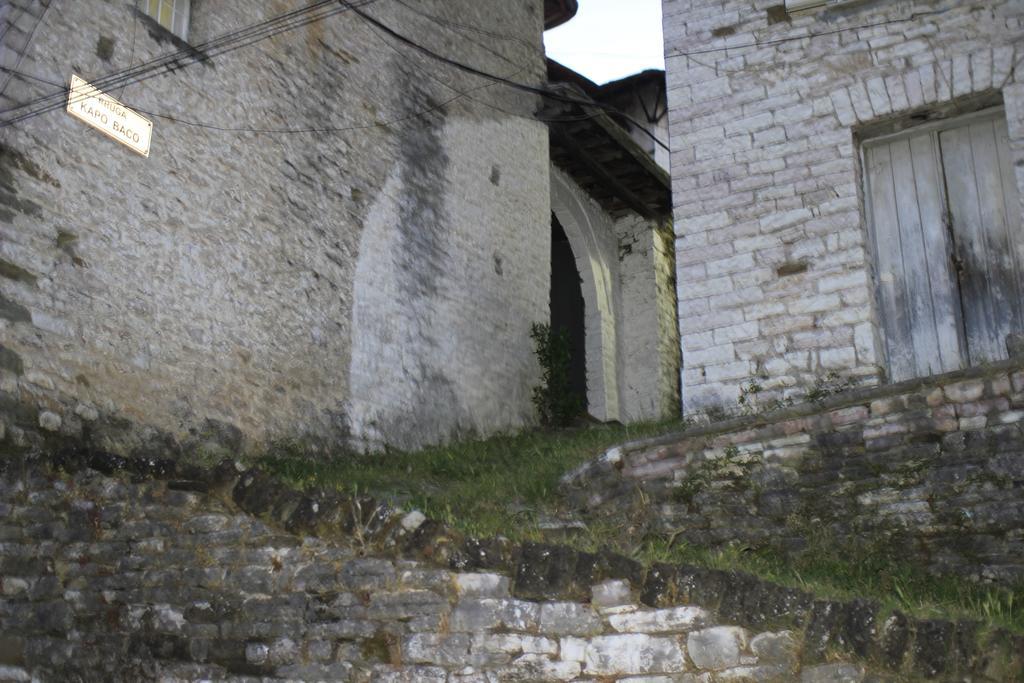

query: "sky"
left=544, top=0, right=666, bottom=85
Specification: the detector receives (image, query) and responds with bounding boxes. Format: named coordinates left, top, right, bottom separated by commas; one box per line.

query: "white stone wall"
left=0, top=0, right=551, bottom=453
left=348, top=117, right=549, bottom=452
left=617, top=216, right=680, bottom=421
left=663, top=0, right=1024, bottom=413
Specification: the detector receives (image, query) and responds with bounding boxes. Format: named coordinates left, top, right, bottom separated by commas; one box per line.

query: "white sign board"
left=66, top=74, right=153, bottom=157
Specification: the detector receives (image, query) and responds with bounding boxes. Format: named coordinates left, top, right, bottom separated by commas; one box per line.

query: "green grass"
left=637, top=537, right=1023, bottom=634
left=259, top=421, right=1024, bottom=635
left=261, top=418, right=682, bottom=540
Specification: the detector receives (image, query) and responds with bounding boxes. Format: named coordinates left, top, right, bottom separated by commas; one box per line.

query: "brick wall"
left=0, top=0, right=551, bottom=453
left=662, top=0, right=1024, bottom=413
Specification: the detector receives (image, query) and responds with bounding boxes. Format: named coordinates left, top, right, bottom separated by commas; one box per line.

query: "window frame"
left=143, top=0, right=190, bottom=41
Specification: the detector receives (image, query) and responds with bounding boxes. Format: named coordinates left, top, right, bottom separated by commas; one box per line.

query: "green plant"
left=737, top=379, right=763, bottom=415
left=529, top=322, right=583, bottom=427
left=671, top=444, right=752, bottom=507
left=806, top=370, right=858, bottom=404
left=738, top=379, right=796, bottom=416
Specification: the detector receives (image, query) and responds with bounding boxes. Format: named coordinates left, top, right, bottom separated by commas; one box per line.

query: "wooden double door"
left=865, top=109, right=1024, bottom=382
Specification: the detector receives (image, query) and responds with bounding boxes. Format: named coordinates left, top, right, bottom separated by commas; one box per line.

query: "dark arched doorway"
left=550, top=213, right=588, bottom=411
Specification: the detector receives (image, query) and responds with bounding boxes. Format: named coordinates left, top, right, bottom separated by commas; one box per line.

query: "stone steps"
left=0, top=449, right=1019, bottom=681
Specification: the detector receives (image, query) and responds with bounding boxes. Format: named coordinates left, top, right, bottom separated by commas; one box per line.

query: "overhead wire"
left=0, top=0, right=365, bottom=121
left=0, top=0, right=53, bottom=99
left=0, top=2, right=30, bottom=44
left=1, top=0, right=954, bottom=145
left=0, top=0, right=345, bottom=114
left=0, top=0, right=378, bottom=125
left=339, top=0, right=672, bottom=152
left=0, top=54, right=605, bottom=136
left=117, top=0, right=141, bottom=99
left=0, top=0, right=616, bottom=136
left=0, top=64, right=64, bottom=88
left=389, top=0, right=535, bottom=53
left=2, top=0, right=666, bottom=147
left=348, top=0, right=615, bottom=129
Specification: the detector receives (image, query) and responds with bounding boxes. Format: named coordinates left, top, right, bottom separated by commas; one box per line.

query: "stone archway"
left=549, top=165, right=622, bottom=422
left=550, top=213, right=588, bottom=411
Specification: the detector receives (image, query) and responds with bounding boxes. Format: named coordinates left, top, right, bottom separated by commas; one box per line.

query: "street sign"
left=66, top=74, right=153, bottom=157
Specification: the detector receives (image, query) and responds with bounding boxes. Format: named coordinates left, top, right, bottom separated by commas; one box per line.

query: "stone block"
left=584, top=634, right=688, bottom=676
left=369, top=665, right=447, bottom=682
left=913, top=620, right=953, bottom=678
left=592, top=579, right=633, bottom=612
left=749, top=631, right=798, bottom=668
left=454, top=572, right=509, bottom=598
left=449, top=598, right=540, bottom=633
left=560, top=636, right=588, bottom=663
left=830, top=406, right=868, bottom=427
left=538, top=602, right=603, bottom=636
left=471, top=634, right=557, bottom=656
left=367, top=590, right=447, bottom=620
left=800, top=663, right=864, bottom=682
left=944, top=380, right=985, bottom=403
left=687, top=627, right=748, bottom=671
left=402, top=633, right=471, bottom=666
left=788, top=294, right=842, bottom=317
left=0, top=667, right=30, bottom=682
left=990, top=374, right=1013, bottom=396
left=37, top=411, right=61, bottom=432
left=608, top=606, right=712, bottom=634
left=959, top=416, right=987, bottom=431
left=716, top=665, right=789, bottom=681
left=497, top=654, right=581, bottom=681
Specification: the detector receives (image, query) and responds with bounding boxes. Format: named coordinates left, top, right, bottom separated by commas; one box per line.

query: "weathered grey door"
left=865, top=109, right=1023, bottom=382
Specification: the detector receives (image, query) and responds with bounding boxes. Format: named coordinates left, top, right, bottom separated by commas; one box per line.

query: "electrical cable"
left=2, top=0, right=955, bottom=148
left=378, top=1, right=634, bottom=128
left=0, top=2, right=29, bottom=44
left=0, top=64, right=64, bottom=88
left=117, top=0, right=140, bottom=99
left=0, top=58, right=606, bottom=136
left=0, top=0, right=53, bottom=99
left=0, top=0, right=626, bottom=138
left=348, top=0, right=531, bottom=115
left=0, top=0, right=362, bottom=119
left=390, top=0, right=535, bottom=54
left=0, top=0, right=377, bottom=124
left=338, top=0, right=672, bottom=152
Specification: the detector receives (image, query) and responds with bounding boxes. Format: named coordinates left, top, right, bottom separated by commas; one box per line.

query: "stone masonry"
left=662, top=0, right=1024, bottom=413
left=0, top=0, right=550, bottom=454
left=563, top=359, right=1024, bottom=586
left=2, top=448, right=1021, bottom=681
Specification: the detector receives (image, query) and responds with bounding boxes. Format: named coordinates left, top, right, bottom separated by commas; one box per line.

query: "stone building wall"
left=0, top=0, right=550, bottom=454
left=2, top=450, right=1019, bottom=681
left=618, top=216, right=681, bottom=421
left=662, top=0, right=1024, bottom=413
